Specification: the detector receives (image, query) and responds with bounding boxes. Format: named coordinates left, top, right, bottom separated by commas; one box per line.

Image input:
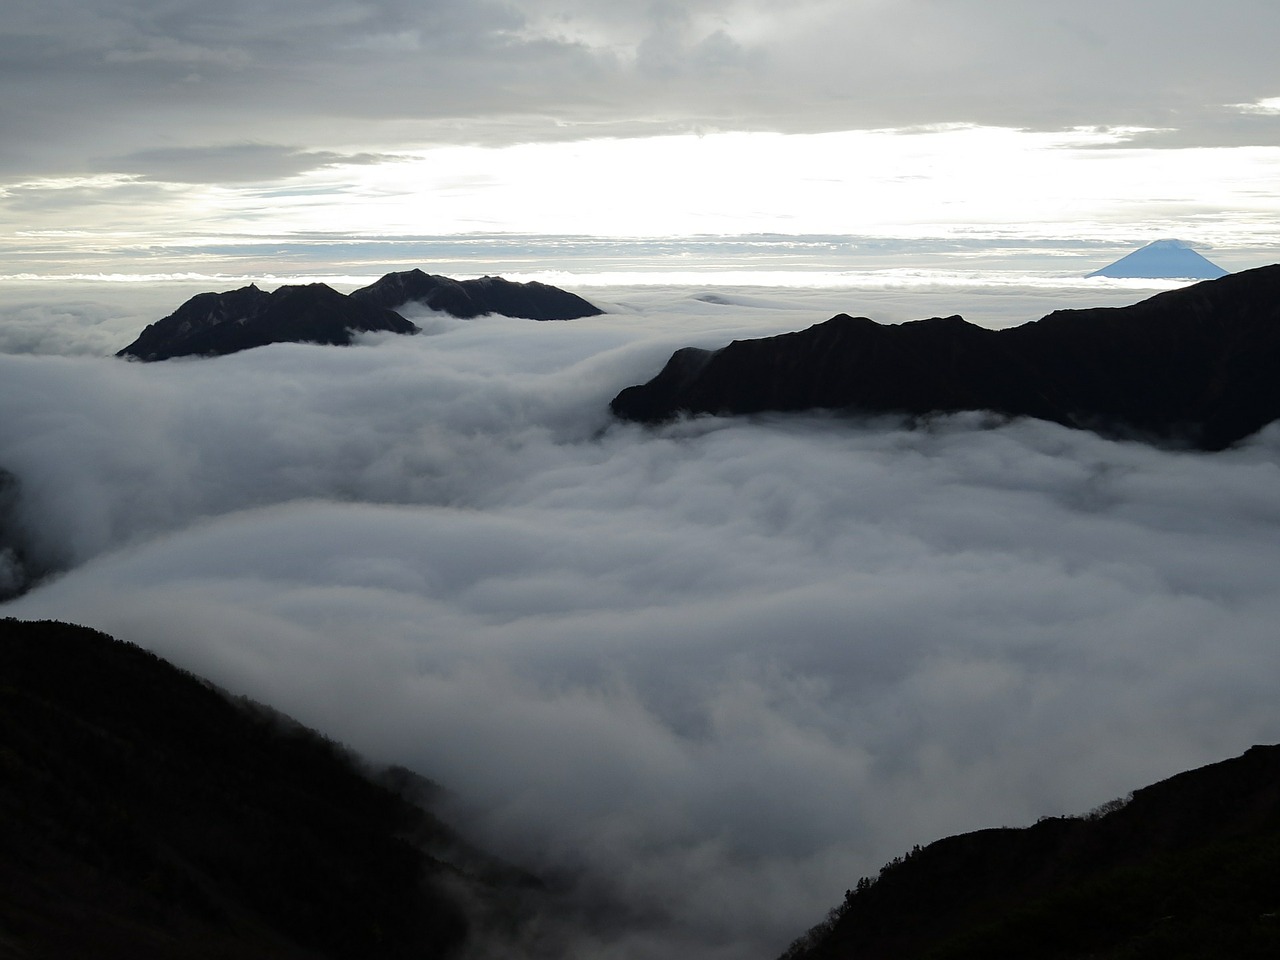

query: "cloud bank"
left=5, top=1, right=1280, bottom=182
left=2, top=281, right=1279, bottom=957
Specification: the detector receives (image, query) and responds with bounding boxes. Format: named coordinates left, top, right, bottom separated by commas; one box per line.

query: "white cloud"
left=1234, top=95, right=1280, bottom=115
left=11, top=126, right=1279, bottom=254
left=3, top=278, right=1279, bottom=956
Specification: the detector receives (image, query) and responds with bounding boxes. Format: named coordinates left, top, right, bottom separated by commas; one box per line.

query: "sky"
left=4, top=0, right=1280, bottom=274
left=3, top=281, right=1280, bottom=958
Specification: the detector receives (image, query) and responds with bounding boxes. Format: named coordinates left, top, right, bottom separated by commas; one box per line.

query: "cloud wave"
left=3, top=283, right=1280, bottom=957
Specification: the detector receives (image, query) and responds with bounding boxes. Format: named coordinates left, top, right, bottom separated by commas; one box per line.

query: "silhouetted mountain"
left=0, top=617, right=543, bottom=960
left=1087, top=239, right=1228, bottom=279
left=116, top=283, right=419, bottom=361
left=612, top=264, right=1280, bottom=451
left=780, top=744, right=1280, bottom=960
left=349, top=269, right=604, bottom=320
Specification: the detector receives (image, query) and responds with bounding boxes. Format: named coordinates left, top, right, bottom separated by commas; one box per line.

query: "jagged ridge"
left=116, top=271, right=604, bottom=361
left=611, top=264, right=1280, bottom=451
left=116, top=283, right=419, bottom=361
left=780, top=744, right=1280, bottom=959
left=349, top=269, right=604, bottom=320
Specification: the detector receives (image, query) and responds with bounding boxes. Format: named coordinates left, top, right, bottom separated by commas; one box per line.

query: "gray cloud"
left=96, top=144, right=405, bottom=183
left=2, top=280, right=1279, bottom=957
left=4, top=1, right=1280, bottom=183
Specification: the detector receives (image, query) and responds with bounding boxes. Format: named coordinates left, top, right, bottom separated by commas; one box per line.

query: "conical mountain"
left=1086, top=239, right=1228, bottom=279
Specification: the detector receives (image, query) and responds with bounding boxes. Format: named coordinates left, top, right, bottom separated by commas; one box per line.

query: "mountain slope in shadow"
left=612, top=264, right=1280, bottom=451
left=116, top=283, right=419, bottom=361
left=0, top=618, right=540, bottom=960
left=115, top=272, right=603, bottom=361
left=349, top=269, right=604, bottom=320
left=780, top=744, right=1280, bottom=960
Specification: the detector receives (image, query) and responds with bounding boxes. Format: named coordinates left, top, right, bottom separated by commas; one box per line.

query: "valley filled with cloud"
left=3, top=280, right=1278, bottom=957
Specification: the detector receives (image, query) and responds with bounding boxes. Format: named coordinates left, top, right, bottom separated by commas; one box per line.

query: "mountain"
left=115, top=272, right=604, bottom=361
left=610, top=263, right=1280, bottom=451
left=0, top=617, right=541, bottom=960
left=779, top=744, right=1280, bottom=960
left=348, top=269, right=604, bottom=320
left=117, top=283, right=420, bottom=361
left=1086, top=239, right=1229, bottom=279
left=4, top=615, right=1277, bottom=959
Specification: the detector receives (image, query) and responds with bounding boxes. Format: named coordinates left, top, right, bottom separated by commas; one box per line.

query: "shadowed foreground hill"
left=612, top=264, right=1280, bottom=451
left=781, top=745, right=1280, bottom=960
left=0, top=618, right=535, bottom=960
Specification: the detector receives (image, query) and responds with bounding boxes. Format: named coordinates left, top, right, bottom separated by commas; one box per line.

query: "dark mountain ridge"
left=780, top=744, right=1280, bottom=959
left=0, top=617, right=541, bottom=960
left=611, top=264, right=1280, bottom=450
left=116, top=271, right=604, bottom=361
left=349, top=269, right=604, bottom=320
left=3, top=617, right=1276, bottom=959
left=116, top=282, right=419, bottom=361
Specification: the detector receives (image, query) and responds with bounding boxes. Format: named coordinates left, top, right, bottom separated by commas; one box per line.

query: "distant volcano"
left=1086, top=239, right=1228, bottom=279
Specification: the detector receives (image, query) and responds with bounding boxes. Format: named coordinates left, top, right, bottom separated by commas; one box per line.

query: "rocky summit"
left=349, top=269, right=604, bottom=320
left=116, top=271, right=604, bottom=361
left=611, top=264, right=1280, bottom=451
left=116, top=282, right=419, bottom=361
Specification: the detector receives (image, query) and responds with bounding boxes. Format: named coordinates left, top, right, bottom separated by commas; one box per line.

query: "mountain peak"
left=1086, top=239, right=1229, bottom=279
left=116, top=283, right=418, bottom=361
left=349, top=270, right=604, bottom=320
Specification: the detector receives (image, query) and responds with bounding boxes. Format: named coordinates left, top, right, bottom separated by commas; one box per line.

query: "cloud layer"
left=5, top=1, right=1280, bottom=182
left=3, top=280, right=1279, bottom=957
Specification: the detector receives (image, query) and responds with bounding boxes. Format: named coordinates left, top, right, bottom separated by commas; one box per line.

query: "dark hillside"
left=612, top=264, right=1280, bottom=450
left=349, top=269, right=604, bottom=320
left=116, top=283, right=419, bottom=361
left=0, top=618, right=500, bottom=959
left=780, top=745, right=1280, bottom=960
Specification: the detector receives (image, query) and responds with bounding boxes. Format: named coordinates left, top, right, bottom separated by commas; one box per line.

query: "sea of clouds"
left=2, top=277, right=1279, bottom=958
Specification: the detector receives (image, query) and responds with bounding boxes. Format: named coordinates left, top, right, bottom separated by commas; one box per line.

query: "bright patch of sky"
left=1234, top=96, right=1280, bottom=115
left=5, top=2, right=1280, bottom=274
left=5, top=126, right=1280, bottom=277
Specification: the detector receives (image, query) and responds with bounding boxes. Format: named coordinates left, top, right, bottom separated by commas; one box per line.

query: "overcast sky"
left=4, top=1, right=1280, bottom=262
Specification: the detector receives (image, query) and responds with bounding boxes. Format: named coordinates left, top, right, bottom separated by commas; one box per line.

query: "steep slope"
left=611, top=263, right=1280, bottom=450
left=0, top=618, right=534, bottom=960
left=116, top=283, right=419, bottom=361
left=781, top=745, right=1280, bottom=960
left=349, top=269, right=604, bottom=320
left=1086, top=239, right=1229, bottom=279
